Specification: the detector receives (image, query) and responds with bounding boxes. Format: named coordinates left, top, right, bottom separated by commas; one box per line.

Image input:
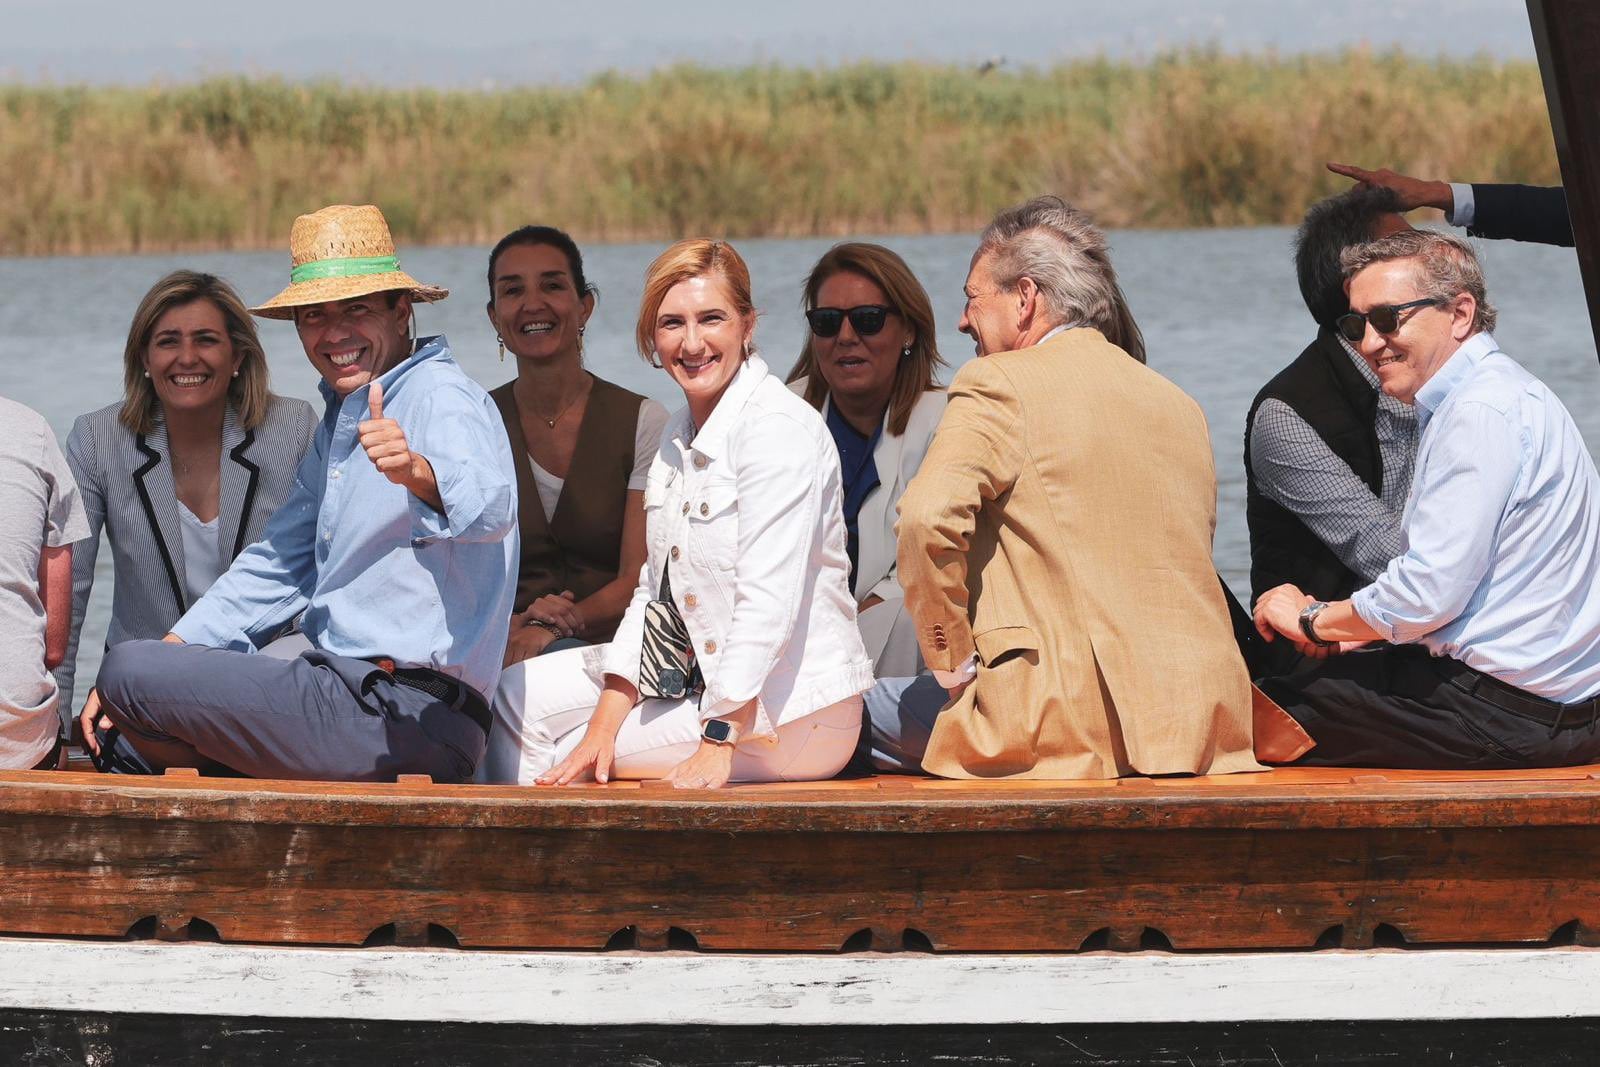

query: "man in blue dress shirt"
left=1253, top=229, right=1600, bottom=768
left=85, top=205, right=518, bottom=781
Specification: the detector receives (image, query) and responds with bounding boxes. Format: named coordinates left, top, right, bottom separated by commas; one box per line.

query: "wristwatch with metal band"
left=702, top=719, right=739, bottom=746
left=1298, top=601, right=1336, bottom=648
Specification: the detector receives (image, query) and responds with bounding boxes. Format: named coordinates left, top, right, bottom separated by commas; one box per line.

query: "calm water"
left=2, top=229, right=1594, bottom=700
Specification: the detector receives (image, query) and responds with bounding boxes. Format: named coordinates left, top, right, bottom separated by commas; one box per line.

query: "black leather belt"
left=371, top=660, right=492, bottom=735
left=1434, top=658, right=1600, bottom=730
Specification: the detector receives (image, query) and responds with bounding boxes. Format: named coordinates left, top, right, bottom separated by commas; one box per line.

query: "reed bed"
left=0, top=52, right=1559, bottom=256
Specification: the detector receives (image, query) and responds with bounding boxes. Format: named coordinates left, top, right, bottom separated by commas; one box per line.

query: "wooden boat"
left=7, top=1, right=1600, bottom=1061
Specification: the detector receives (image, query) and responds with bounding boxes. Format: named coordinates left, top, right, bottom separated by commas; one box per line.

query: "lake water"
left=2, top=228, right=1594, bottom=703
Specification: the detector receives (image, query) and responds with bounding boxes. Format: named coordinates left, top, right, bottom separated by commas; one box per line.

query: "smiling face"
left=142, top=299, right=243, bottom=418
left=810, top=270, right=907, bottom=414
left=488, top=242, right=593, bottom=366
left=1346, top=258, right=1474, bottom=405
left=653, top=272, right=752, bottom=423
left=293, top=292, right=413, bottom=396
left=957, top=250, right=1020, bottom=357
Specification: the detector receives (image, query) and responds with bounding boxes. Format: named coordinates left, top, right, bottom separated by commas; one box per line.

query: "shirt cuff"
left=1447, top=183, right=1475, bottom=227
left=1350, top=587, right=1399, bottom=644
left=932, top=655, right=978, bottom=690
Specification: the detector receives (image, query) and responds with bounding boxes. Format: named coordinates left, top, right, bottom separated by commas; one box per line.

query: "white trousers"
left=481, top=646, right=863, bottom=786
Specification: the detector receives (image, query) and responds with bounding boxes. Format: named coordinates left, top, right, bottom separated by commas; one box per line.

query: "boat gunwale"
left=5, top=767, right=1600, bottom=833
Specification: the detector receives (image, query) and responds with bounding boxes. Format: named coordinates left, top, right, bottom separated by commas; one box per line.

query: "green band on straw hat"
left=290, top=254, right=401, bottom=284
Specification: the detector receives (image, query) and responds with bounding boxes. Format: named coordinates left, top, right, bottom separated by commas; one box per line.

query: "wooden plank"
left=5, top=939, right=1600, bottom=1025
left=1528, top=0, right=1600, bottom=358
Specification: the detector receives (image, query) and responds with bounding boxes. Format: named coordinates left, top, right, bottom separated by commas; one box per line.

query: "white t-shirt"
left=527, top=399, right=670, bottom=523
left=176, top=500, right=227, bottom=606
left=0, top=398, right=89, bottom=768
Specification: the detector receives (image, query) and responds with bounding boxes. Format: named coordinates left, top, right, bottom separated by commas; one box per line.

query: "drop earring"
left=901, top=340, right=912, bottom=358
left=497, top=335, right=505, bottom=363
left=577, top=323, right=585, bottom=359
left=142, top=370, right=150, bottom=379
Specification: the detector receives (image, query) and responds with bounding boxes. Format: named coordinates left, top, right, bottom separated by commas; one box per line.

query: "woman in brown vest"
left=485, top=226, right=669, bottom=667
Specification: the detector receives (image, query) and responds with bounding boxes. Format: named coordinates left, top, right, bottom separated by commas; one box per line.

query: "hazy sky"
left=0, top=0, right=1539, bottom=86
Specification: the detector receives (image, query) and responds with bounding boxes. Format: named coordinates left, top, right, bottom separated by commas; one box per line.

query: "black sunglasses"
left=806, top=304, right=892, bottom=338
left=1336, top=298, right=1441, bottom=344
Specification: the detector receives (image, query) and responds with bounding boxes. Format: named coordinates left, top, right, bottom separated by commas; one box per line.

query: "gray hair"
left=977, top=195, right=1146, bottom=363
left=1340, top=230, right=1497, bottom=334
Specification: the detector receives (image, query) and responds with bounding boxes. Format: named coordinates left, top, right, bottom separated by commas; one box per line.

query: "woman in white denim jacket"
left=483, top=239, right=874, bottom=788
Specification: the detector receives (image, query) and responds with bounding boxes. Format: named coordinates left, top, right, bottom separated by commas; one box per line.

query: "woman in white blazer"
left=484, top=240, right=874, bottom=789
left=787, top=243, right=947, bottom=678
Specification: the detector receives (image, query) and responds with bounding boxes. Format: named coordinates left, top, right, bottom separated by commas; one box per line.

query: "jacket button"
left=671, top=546, right=680, bottom=561
left=694, top=455, right=707, bottom=469
left=705, top=640, right=717, bottom=654
left=684, top=593, right=698, bottom=608
left=681, top=502, right=689, bottom=515
left=699, top=502, right=709, bottom=516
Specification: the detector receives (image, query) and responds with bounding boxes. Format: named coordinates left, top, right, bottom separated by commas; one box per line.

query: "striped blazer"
left=55, top=396, right=315, bottom=711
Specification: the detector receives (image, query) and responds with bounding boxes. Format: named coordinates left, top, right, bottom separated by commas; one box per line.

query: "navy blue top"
left=825, top=402, right=882, bottom=590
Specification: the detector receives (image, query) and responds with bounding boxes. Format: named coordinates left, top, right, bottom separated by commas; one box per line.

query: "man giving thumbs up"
left=88, top=204, right=518, bottom=783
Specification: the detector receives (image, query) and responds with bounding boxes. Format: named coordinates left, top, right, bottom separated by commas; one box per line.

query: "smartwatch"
left=702, top=719, right=739, bottom=746
left=1298, top=601, right=1336, bottom=648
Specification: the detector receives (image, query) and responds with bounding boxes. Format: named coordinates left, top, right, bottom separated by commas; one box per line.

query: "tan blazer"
left=895, top=328, right=1261, bottom=780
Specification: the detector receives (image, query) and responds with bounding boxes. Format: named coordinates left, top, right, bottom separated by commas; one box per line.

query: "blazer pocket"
left=974, top=625, right=1040, bottom=669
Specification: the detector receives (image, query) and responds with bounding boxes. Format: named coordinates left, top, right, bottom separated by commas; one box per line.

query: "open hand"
left=538, top=724, right=616, bottom=786
left=1326, top=162, right=1453, bottom=213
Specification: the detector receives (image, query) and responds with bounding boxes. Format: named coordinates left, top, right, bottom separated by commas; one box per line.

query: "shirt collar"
left=1414, top=331, right=1499, bottom=432
left=317, top=334, right=450, bottom=411
left=1034, top=322, right=1075, bottom=347
left=669, top=353, right=770, bottom=461
left=1334, top=331, right=1383, bottom=390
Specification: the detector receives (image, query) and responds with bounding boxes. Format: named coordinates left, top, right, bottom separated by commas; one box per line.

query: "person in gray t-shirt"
left=0, top=396, right=89, bottom=769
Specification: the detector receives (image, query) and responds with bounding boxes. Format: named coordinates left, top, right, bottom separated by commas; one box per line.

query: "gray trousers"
left=94, top=640, right=486, bottom=782
left=859, top=673, right=952, bottom=774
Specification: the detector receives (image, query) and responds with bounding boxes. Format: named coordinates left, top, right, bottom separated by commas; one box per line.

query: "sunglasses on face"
left=806, top=304, right=892, bottom=338
left=1336, top=298, right=1441, bottom=344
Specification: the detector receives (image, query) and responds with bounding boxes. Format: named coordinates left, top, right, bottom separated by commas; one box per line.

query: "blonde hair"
left=635, top=239, right=755, bottom=363
left=120, top=270, right=272, bottom=435
left=786, top=242, right=945, bottom=437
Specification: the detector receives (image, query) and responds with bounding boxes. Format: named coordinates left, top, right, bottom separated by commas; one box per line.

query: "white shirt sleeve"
left=1447, top=182, right=1475, bottom=228
left=630, top=400, right=671, bottom=492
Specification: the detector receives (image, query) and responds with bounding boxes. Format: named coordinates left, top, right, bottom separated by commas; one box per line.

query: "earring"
left=142, top=370, right=150, bottom=379
left=496, top=335, right=505, bottom=363
left=901, top=340, right=912, bottom=358
left=650, top=352, right=663, bottom=369
left=577, top=324, right=585, bottom=358
left=232, top=369, right=240, bottom=378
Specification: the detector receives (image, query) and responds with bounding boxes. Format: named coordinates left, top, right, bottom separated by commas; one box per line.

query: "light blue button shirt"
left=173, top=337, right=519, bottom=698
left=1353, top=333, right=1600, bottom=702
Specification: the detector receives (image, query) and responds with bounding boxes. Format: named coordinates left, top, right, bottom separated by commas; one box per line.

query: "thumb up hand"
left=358, top=380, right=421, bottom=485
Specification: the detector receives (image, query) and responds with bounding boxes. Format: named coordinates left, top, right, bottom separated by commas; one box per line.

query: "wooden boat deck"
left=5, top=764, right=1600, bottom=954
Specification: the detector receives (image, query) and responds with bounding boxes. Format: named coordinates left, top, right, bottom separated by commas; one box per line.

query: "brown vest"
left=490, top=376, right=646, bottom=640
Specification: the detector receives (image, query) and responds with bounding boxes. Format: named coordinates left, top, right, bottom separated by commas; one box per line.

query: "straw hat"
left=250, top=204, right=449, bottom=320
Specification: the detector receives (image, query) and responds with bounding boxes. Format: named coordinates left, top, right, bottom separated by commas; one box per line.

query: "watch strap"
left=1298, top=601, right=1336, bottom=648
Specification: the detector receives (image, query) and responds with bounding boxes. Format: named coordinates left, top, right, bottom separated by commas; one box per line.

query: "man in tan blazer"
left=860, top=197, right=1261, bottom=779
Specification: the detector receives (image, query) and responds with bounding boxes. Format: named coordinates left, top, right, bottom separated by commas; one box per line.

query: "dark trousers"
left=94, top=640, right=487, bottom=782
left=1260, top=644, right=1600, bottom=769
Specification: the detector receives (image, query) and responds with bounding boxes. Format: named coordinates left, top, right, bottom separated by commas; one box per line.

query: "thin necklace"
left=533, top=377, right=590, bottom=429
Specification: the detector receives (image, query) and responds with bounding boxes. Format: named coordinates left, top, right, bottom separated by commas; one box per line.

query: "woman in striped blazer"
left=57, top=271, right=315, bottom=718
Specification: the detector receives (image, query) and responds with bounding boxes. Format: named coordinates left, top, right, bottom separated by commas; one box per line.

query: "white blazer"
left=599, top=356, right=874, bottom=741
left=790, top=378, right=947, bottom=677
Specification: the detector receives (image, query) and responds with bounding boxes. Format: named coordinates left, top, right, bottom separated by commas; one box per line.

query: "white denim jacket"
left=598, top=355, right=874, bottom=742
